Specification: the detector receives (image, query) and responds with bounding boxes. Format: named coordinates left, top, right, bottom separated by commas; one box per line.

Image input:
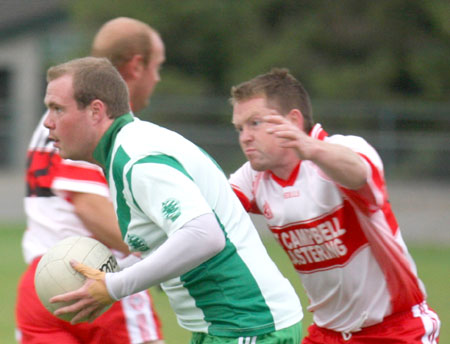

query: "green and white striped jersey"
left=93, top=114, right=303, bottom=337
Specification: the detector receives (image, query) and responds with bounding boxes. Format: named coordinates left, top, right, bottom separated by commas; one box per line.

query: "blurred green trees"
left=69, top=0, right=449, bottom=101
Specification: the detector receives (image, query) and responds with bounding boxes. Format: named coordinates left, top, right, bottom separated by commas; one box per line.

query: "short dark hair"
left=230, top=68, right=314, bottom=133
left=47, top=57, right=130, bottom=118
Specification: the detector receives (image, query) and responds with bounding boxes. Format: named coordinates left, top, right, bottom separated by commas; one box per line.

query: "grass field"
left=1, top=223, right=447, bottom=343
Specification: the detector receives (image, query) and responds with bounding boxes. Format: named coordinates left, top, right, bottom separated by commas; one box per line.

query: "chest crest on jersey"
left=263, top=201, right=273, bottom=219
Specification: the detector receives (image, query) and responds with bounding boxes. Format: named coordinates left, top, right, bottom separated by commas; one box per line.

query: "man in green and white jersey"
left=44, top=57, right=303, bottom=343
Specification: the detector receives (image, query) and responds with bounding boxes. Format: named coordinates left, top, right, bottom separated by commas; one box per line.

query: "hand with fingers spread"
left=50, top=260, right=114, bottom=324
left=264, top=113, right=367, bottom=188
left=264, top=114, right=315, bottom=160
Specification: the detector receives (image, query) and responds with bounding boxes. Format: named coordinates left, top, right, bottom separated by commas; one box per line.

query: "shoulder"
left=326, top=133, right=369, bottom=148
left=326, top=133, right=383, bottom=170
left=230, top=161, right=259, bottom=181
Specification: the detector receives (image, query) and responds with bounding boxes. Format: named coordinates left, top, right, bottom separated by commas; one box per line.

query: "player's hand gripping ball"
left=34, top=236, right=119, bottom=322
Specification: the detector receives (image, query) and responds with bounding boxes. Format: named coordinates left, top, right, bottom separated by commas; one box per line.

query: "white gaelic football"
left=34, top=236, right=119, bottom=322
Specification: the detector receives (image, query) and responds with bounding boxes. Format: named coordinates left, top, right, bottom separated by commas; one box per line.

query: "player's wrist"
left=87, top=276, right=114, bottom=305
left=104, top=272, right=121, bottom=301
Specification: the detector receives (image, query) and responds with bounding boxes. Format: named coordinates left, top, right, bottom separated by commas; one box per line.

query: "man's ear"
left=287, top=109, right=305, bottom=131
left=119, top=54, right=144, bottom=80
left=89, top=99, right=107, bottom=123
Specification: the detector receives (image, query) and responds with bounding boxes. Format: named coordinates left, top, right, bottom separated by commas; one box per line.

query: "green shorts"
left=190, top=321, right=302, bottom=344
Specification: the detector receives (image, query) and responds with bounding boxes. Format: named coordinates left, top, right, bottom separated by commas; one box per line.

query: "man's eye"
left=235, top=126, right=243, bottom=133
left=251, top=120, right=261, bottom=127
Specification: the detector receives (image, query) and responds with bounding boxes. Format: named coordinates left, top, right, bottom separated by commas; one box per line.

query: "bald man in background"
left=16, top=18, right=165, bottom=344
left=91, top=17, right=165, bottom=113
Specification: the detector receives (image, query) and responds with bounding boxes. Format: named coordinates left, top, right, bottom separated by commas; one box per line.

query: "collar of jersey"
left=269, top=162, right=301, bottom=187
left=309, top=123, right=328, bottom=140
left=93, top=112, right=134, bottom=170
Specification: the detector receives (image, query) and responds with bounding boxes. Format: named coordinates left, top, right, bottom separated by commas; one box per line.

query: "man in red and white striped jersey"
left=229, top=68, right=440, bottom=343
left=16, top=18, right=165, bottom=344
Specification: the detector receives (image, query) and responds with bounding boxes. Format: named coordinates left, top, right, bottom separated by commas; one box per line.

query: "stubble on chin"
left=58, top=149, right=70, bottom=160
left=248, top=160, right=265, bottom=172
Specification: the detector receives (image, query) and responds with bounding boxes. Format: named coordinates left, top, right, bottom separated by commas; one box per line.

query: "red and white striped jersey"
left=230, top=123, right=426, bottom=333
left=23, top=115, right=110, bottom=264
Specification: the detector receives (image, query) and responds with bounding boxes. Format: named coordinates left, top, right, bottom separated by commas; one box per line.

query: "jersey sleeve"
left=52, top=159, right=110, bottom=198
left=229, top=162, right=261, bottom=213
left=127, top=160, right=213, bottom=237
left=327, top=135, right=389, bottom=214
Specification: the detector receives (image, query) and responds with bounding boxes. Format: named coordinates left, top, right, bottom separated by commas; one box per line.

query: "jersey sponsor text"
left=271, top=204, right=368, bottom=273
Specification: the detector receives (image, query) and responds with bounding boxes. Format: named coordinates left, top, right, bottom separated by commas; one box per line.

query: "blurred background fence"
left=145, top=95, right=450, bottom=180
left=148, top=96, right=450, bottom=245
left=2, top=95, right=448, bottom=245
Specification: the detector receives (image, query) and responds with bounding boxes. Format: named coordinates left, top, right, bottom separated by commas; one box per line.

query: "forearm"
left=105, top=213, right=225, bottom=300
left=264, top=114, right=368, bottom=189
left=309, top=140, right=368, bottom=189
left=71, top=192, right=130, bottom=255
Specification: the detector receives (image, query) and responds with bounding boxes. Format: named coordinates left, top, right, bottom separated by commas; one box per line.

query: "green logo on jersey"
left=126, top=234, right=149, bottom=252
left=162, top=198, right=181, bottom=222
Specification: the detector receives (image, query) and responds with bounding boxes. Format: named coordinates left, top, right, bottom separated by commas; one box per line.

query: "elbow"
left=346, top=157, right=370, bottom=190
left=207, top=231, right=226, bottom=257
left=344, top=172, right=368, bottom=190
left=72, top=202, right=89, bottom=222
left=216, top=232, right=226, bottom=252
left=185, top=213, right=227, bottom=259
left=356, top=160, right=371, bottom=188
left=350, top=172, right=368, bottom=190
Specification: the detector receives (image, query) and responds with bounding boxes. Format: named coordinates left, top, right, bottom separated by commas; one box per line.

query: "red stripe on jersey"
left=333, top=154, right=421, bottom=311
left=231, top=185, right=261, bottom=214
left=382, top=201, right=399, bottom=235
left=309, top=123, right=329, bottom=141
left=55, top=162, right=107, bottom=185
left=270, top=201, right=368, bottom=273
left=26, top=150, right=61, bottom=197
left=316, top=127, right=328, bottom=140
left=338, top=154, right=423, bottom=313
left=339, top=154, right=398, bottom=235
left=147, top=291, right=164, bottom=339
left=338, top=154, right=380, bottom=213
left=231, top=185, right=251, bottom=211
left=354, top=211, right=424, bottom=313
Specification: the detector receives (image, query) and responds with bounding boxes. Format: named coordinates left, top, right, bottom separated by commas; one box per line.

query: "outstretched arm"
left=265, top=114, right=368, bottom=189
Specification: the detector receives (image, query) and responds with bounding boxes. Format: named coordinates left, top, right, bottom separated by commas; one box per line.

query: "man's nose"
left=240, top=127, right=253, bottom=143
left=43, top=111, right=54, bottom=129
